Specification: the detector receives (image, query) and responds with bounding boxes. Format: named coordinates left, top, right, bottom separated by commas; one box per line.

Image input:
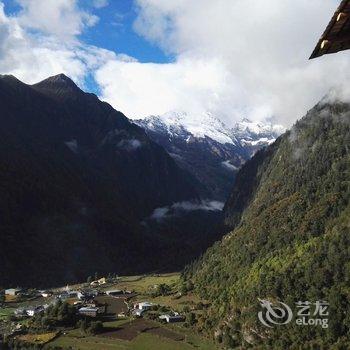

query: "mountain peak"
left=0, top=74, right=27, bottom=86
left=234, top=118, right=286, bottom=137
left=32, top=73, right=81, bottom=94
left=137, top=111, right=286, bottom=147
left=139, top=110, right=237, bottom=145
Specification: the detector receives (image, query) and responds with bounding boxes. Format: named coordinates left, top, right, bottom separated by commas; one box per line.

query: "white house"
left=134, top=302, right=153, bottom=311
left=132, top=309, right=144, bottom=317
left=78, top=307, right=99, bottom=317
left=106, top=289, right=123, bottom=296
left=27, top=306, right=45, bottom=317
left=78, top=290, right=98, bottom=300
left=159, top=313, right=185, bottom=323
left=5, top=288, right=22, bottom=296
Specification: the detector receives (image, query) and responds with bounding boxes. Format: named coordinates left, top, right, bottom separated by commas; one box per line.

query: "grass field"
left=0, top=306, right=15, bottom=320
left=47, top=328, right=217, bottom=350
left=17, top=332, right=58, bottom=345
left=105, top=273, right=203, bottom=312
left=103, top=273, right=180, bottom=295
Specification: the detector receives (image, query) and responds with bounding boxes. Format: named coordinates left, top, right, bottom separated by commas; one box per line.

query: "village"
left=0, top=273, right=217, bottom=349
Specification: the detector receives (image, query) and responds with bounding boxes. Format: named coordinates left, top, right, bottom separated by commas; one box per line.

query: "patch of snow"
left=137, top=111, right=286, bottom=148
left=144, top=110, right=237, bottom=145
left=233, top=118, right=286, bottom=138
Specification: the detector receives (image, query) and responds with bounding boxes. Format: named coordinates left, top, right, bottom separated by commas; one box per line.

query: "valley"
left=0, top=273, right=217, bottom=350
left=0, top=73, right=349, bottom=349
left=1, top=0, right=350, bottom=348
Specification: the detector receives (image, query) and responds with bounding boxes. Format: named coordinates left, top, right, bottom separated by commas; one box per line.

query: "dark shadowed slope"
left=0, top=74, right=201, bottom=287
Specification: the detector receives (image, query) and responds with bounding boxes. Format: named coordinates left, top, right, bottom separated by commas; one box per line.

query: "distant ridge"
left=136, top=111, right=285, bottom=200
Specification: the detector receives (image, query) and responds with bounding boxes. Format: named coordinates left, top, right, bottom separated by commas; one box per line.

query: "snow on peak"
left=233, top=118, right=286, bottom=137
left=142, top=110, right=237, bottom=145
left=138, top=111, right=286, bottom=147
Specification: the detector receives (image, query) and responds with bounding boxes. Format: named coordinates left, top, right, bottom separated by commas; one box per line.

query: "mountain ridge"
left=0, top=74, right=209, bottom=287
left=182, top=99, right=350, bottom=348
left=135, top=111, right=285, bottom=200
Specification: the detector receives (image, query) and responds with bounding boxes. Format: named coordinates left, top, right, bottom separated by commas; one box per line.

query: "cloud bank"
left=150, top=200, right=224, bottom=222
left=0, top=0, right=115, bottom=85
left=0, top=0, right=349, bottom=127
left=96, top=0, right=350, bottom=126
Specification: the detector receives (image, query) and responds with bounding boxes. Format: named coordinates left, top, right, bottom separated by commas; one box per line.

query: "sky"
left=0, top=0, right=349, bottom=127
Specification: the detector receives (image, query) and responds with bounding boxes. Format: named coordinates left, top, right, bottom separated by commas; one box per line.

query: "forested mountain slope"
left=183, top=100, right=350, bottom=348
left=0, top=74, right=201, bottom=287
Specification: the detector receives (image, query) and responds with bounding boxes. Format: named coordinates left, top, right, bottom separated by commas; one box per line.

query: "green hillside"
left=183, top=101, right=350, bottom=349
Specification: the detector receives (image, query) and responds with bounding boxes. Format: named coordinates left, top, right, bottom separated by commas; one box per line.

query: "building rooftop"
left=310, top=0, right=350, bottom=59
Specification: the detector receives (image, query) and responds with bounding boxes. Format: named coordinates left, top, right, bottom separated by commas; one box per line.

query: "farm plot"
left=100, top=318, right=183, bottom=342
left=95, top=295, right=129, bottom=315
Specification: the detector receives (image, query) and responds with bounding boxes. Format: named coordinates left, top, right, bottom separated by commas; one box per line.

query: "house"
left=85, top=302, right=98, bottom=308
left=132, top=309, right=145, bottom=317
left=131, top=301, right=154, bottom=317
left=5, top=288, right=22, bottom=296
left=78, top=307, right=99, bottom=317
left=78, top=289, right=98, bottom=300
left=90, top=277, right=107, bottom=286
left=134, top=302, right=153, bottom=311
left=27, top=306, right=45, bottom=317
left=98, top=277, right=106, bottom=285
left=105, top=289, right=123, bottom=296
left=310, top=0, right=350, bottom=59
left=41, top=291, right=53, bottom=298
left=59, top=291, right=78, bottom=300
left=159, top=313, right=185, bottom=323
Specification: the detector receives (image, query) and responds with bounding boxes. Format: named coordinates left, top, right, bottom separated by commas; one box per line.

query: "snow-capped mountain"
left=135, top=111, right=286, bottom=200
left=141, top=111, right=239, bottom=145
left=233, top=117, right=286, bottom=148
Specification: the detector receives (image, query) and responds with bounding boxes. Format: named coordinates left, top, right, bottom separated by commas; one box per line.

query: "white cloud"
left=221, top=161, right=239, bottom=172
left=92, top=0, right=109, bottom=9
left=95, top=57, right=228, bottom=119
left=16, top=0, right=98, bottom=39
left=117, top=138, right=142, bottom=151
left=95, top=0, right=350, bottom=127
left=0, top=1, right=114, bottom=86
left=149, top=200, right=224, bottom=222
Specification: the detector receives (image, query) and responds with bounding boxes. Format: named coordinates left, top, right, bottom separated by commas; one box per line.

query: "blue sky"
left=79, top=0, right=170, bottom=64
